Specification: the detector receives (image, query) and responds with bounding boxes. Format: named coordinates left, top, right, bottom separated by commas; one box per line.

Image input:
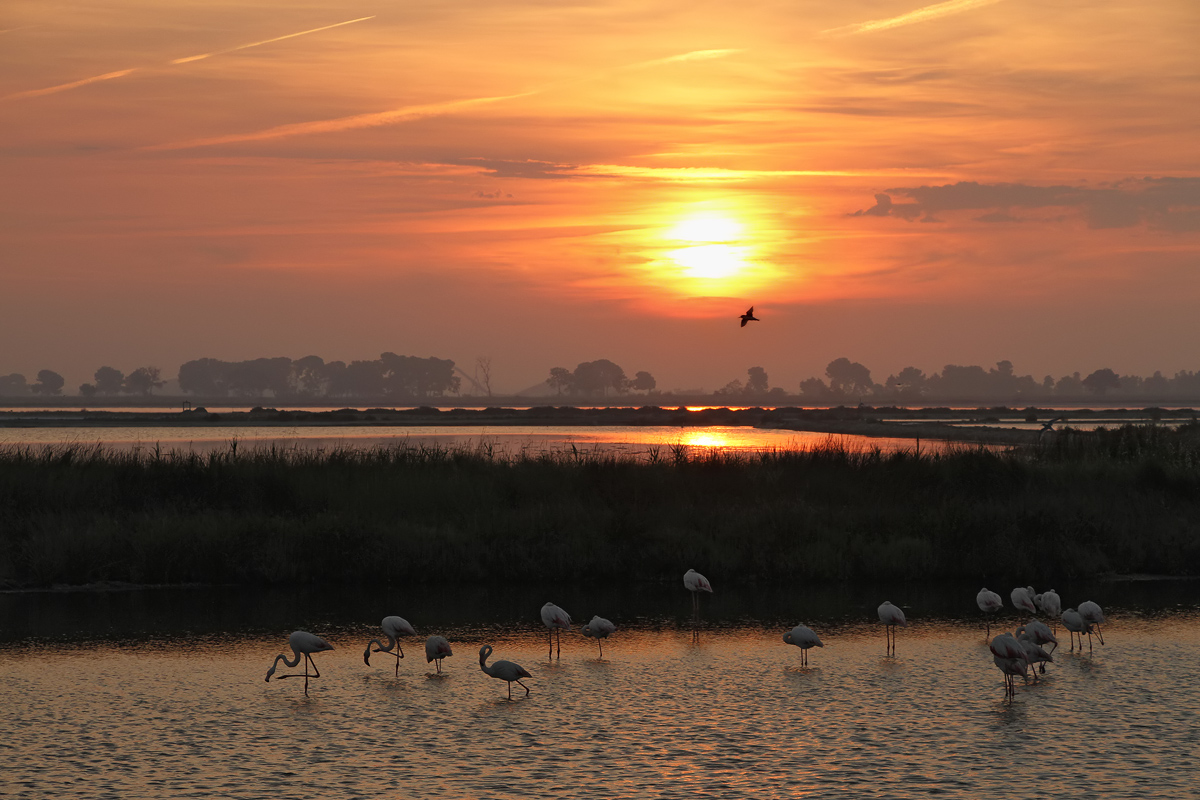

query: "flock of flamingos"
left=264, top=569, right=1108, bottom=698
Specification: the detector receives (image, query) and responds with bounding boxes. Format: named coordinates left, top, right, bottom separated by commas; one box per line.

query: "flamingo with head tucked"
left=363, top=616, right=417, bottom=676
left=1061, top=608, right=1092, bottom=652
left=479, top=645, right=531, bottom=699
left=976, top=588, right=1003, bottom=637
left=1011, top=587, right=1037, bottom=615
left=425, top=635, right=453, bottom=673
left=878, top=601, right=906, bottom=656
left=581, top=616, right=616, bottom=659
left=1038, top=589, right=1062, bottom=631
left=783, top=624, right=824, bottom=666
left=540, top=602, right=571, bottom=660
left=683, top=569, right=713, bottom=615
left=266, top=631, right=334, bottom=696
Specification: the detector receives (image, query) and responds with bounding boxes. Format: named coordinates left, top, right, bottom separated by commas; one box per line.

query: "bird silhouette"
left=425, top=635, right=453, bottom=673
left=1079, top=601, right=1106, bottom=646
left=541, top=602, right=571, bottom=660
left=683, top=569, right=713, bottom=616
left=266, top=631, right=334, bottom=696
left=580, top=616, right=617, bottom=659
left=479, top=644, right=531, bottom=699
left=739, top=307, right=760, bottom=327
left=1021, top=618, right=1058, bottom=658
left=976, top=588, right=1003, bottom=637
left=1061, top=608, right=1092, bottom=652
left=878, top=601, right=906, bottom=655
left=783, top=624, right=824, bottom=666
left=363, top=616, right=417, bottom=676
left=1010, top=586, right=1037, bottom=615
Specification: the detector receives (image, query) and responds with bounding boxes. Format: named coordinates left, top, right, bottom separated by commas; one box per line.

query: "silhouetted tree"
left=1055, top=372, right=1084, bottom=397
left=379, top=353, right=460, bottom=397
left=1082, top=368, right=1120, bottom=396
left=79, top=383, right=98, bottom=397
left=124, top=366, right=164, bottom=396
left=571, top=359, right=628, bottom=397
left=31, top=370, right=65, bottom=395
left=292, top=355, right=326, bottom=395
left=0, top=373, right=29, bottom=396
left=799, top=377, right=833, bottom=401
left=1144, top=371, right=1170, bottom=397
left=745, top=366, right=769, bottom=395
left=547, top=367, right=573, bottom=395
left=476, top=356, right=494, bottom=397
left=630, top=371, right=657, bottom=393
left=178, top=358, right=231, bottom=395
left=825, top=358, right=874, bottom=396
left=94, top=366, right=125, bottom=395
left=714, top=379, right=744, bottom=397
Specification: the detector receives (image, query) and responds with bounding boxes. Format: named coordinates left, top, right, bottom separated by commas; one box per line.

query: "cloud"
left=170, top=16, right=375, bottom=64
left=2, top=69, right=138, bottom=102
left=823, top=0, right=1004, bottom=36
left=851, top=178, right=1200, bottom=230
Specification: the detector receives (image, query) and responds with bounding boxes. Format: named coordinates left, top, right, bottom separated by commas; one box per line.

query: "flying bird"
left=266, top=631, right=334, bottom=696
left=363, top=615, right=417, bottom=676
left=739, top=307, right=760, bottom=327
left=425, top=635, right=453, bottom=673
left=783, top=624, right=824, bottom=666
left=581, top=616, right=617, bottom=659
left=479, top=644, right=531, bottom=699
left=878, top=601, right=907, bottom=655
left=541, top=602, right=571, bottom=660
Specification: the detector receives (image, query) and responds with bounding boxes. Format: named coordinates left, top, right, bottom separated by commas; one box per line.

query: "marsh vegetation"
left=1, top=424, right=1197, bottom=588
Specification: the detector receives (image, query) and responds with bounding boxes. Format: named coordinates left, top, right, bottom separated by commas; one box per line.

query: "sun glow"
left=665, top=213, right=751, bottom=281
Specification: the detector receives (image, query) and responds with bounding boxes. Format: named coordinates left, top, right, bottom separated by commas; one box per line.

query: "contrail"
left=171, top=15, right=375, bottom=64
left=2, top=68, right=139, bottom=101
left=823, top=0, right=1003, bottom=36
left=147, top=47, right=740, bottom=151
left=145, top=92, right=535, bottom=150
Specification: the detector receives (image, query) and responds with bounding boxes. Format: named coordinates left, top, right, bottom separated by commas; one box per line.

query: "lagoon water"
left=4, top=581, right=1198, bottom=798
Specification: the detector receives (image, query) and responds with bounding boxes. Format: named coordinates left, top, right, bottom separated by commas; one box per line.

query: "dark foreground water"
left=3, top=579, right=1198, bottom=799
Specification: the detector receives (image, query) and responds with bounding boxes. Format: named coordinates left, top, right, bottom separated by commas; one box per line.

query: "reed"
left=2, top=424, right=1198, bottom=587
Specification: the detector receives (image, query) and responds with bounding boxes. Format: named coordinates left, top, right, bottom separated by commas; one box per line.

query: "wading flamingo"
left=479, top=645, right=531, bottom=699
left=783, top=624, right=823, bottom=666
left=581, top=616, right=616, bottom=659
left=683, top=569, right=713, bottom=615
left=994, top=654, right=1027, bottom=697
left=1061, top=608, right=1092, bottom=652
left=976, top=588, right=1003, bottom=637
left=363, top=616, right=417, bottom=676
left=1010, top=586, right=1037, bottom=615
left=540, top=602, right=571, bottom=660
left=266, top=631, right=334, bottom=696
left=425, top=635, right=453, bottom=673
left=1038, top=589, right=1062, bottom=631
left=878, top=601, right=906, bottom=655
left=1015, top=628, right=1054, bottom=677
left=1079, top=601, right=1106, bottom=645
left=1021, top=618, right=1058, bottom=656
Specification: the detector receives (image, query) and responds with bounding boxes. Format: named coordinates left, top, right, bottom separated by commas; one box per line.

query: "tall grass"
left=2, top=424, right=1198, bottom=587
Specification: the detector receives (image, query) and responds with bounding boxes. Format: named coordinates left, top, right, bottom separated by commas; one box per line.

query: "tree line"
left=545, top=360, right=657, bottom=397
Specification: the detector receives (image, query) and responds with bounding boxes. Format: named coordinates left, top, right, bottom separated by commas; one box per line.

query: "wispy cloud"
left=2, top=69, right=138, bottom=101
left=145, top=93, right=535, bottom=151
left=621, top=49, right=743, bottom=71
left=171, top=16, right=374, bottom=64
left=2, top=16, right=375, bottom=102
left=823, top=0, right=1004, bottom=36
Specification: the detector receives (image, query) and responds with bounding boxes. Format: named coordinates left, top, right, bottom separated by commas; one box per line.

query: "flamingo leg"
left=556, top=627, right=561, bottom=659
left=547, top=630, right=553, bottom=660
left=1095, top=625, right=1105, bottom=646
left=598, top=640, right=604, bottom=659
left=517, top=679, right=530, bottom=696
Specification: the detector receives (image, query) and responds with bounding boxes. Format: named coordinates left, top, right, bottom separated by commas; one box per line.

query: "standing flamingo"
left=1038, top=589, right=1062, bottom=631
left=878, top=601, right=906, bottom=655
left=479, top=645, right=531, bottom=699
left=1079, top=601, right=1106, bottom=645
left=1021, top=618, right=1058, bottom=657
left=1015, top=628, right=1054, bottom=677
left=683, top=569, right=713, bottom=615
left=1061, top=608, right=1092, bottom=652
left=1010, top=586, right=1037, bottom=615
left=580, top=616, right=617, bottom=659
left=976, top=588, right=1003, bottom=637
left=266, top=631, right=334, bottom=696
left=425, top=635, right=453, bottom=673
left=363, top=616, right=417, bottom=676
left=994, top=654, right=1027, bottom=697
left=541, top=602, right=571, bottom=659
left=783, top=624, right=824, bottom=666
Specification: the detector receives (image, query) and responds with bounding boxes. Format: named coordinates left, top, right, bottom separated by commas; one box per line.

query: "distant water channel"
left=4, top=579, right=1199, bottom=798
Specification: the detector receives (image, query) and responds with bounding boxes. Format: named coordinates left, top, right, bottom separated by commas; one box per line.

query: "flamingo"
left=1038, top=589, right=1062, bottom=631
left=540, top=602, right=571, bottom=659
left=1061, top=608, right=1092, bottom=652
left=1022, top=618, right=1058, bottom=657
left=783, top=624, right=823, bottom=666
left=1010, top=586, right=1037, bottom=615
left=580, top=616, right=617, bottom=659
left=363, top=616, right=417, bottom=676
left=425, top=635, right=453, bottom=673
left=976, top=588, right=1003, bottom=637
left=1015, top=628, right=1054, bottom=677
left=479, top=645, right=531, bottom=699
left=994, top=654, right=1027, bottom=697
left=683, top=569, right=713, bottom=615
left=878, top=601, right=906, bottom=655
left=1079, top=601, right=1106, bottom=646
left=266, top=631, right=334, bottom=696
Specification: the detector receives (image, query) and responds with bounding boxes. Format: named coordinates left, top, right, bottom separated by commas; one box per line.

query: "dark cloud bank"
left=852, top=177, right=1200, bottom=230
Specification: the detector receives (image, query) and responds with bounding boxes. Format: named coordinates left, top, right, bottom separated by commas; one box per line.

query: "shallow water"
left=4, top=583, right=1199, bottom=798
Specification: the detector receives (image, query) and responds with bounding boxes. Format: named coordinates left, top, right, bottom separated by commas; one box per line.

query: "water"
left=4, top=581, right=1199, bottom=798
left=0, top=423, right=948, bottom=455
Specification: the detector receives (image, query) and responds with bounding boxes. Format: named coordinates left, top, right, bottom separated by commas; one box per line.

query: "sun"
left=665, top=214, right=749, bottom=280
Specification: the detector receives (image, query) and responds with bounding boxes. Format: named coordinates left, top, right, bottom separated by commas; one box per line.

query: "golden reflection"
left=676, top=430, right=732, bottom=448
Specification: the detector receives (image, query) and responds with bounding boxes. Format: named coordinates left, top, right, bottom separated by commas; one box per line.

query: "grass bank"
left=2, top=424, right=1198, bottom=588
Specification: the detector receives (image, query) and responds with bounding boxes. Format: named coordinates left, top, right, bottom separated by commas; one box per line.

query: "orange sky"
left=2, top=0, right=1199, bottom=394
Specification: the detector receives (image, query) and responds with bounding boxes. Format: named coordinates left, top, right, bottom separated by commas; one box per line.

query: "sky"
left=2, top=0, right=1199, bottom=395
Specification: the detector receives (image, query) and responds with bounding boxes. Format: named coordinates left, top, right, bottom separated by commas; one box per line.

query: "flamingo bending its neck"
left=479, top=645, right=531, bottom=699
left=266, top=631, right=334, bottom=696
